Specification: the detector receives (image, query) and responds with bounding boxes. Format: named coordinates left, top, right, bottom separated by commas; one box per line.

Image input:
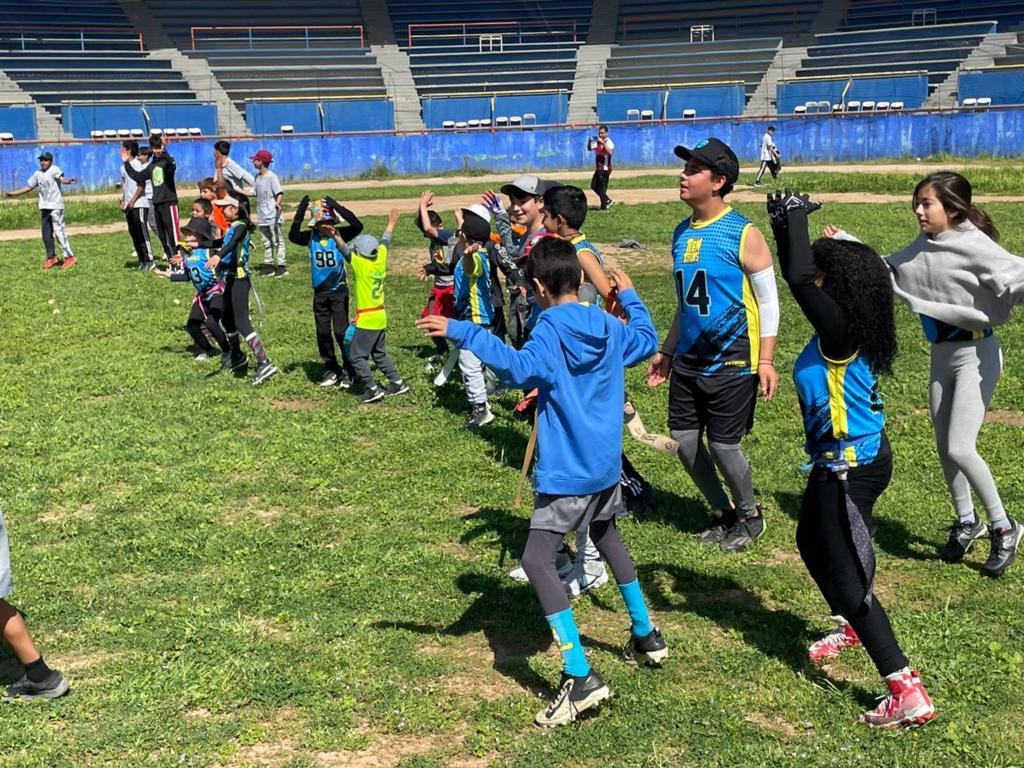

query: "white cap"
left=461, top=203, right=492, bottom=223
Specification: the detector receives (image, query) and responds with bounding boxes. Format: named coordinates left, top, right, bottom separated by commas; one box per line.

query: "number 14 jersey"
left=671, top=206, right=760, bottom=377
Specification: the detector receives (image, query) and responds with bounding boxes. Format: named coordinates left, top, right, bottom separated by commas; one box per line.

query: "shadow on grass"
left=459, top=506, right=531, bottom=569
left=631, top=487, right=713, bottom=535
left=281, top=359, right=329, bottom=385
left=372, top=571, right=552, bottom=695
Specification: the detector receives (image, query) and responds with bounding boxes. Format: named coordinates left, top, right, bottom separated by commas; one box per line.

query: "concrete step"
left=744, top=45, right=806, bottom=117
left=928, top=30, right=1019, bottom=109
left=146, top=48, right=250, bottom=135
left=371, top=44, right=424, bottom=132
left=0, top=69, right=65, bottom=140
left=568, top=44, right=611, bottom=124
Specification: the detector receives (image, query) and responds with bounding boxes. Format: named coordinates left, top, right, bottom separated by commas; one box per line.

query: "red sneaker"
left=59, top=256, right=77, bottom=269
left=808, top=619, right=861, bottom=661
left=859, top=670, right=936, bottom=728
left=42, top=257, right=60, bottom=270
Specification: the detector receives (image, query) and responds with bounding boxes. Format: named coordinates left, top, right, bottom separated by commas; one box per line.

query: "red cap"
left=250, top=149, right=273, bottom=164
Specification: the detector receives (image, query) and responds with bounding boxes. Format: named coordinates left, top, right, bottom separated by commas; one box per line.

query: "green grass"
left=1, top=200, right=1023, bottom=767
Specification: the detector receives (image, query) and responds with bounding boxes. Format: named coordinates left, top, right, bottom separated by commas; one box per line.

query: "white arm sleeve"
left=750, top=266, right=780, bottom=337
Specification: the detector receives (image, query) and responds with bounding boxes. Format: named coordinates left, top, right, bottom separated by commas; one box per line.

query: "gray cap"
left=500, top=174, right=563, bottom=198
left=351, top=233, right=379, bottom=257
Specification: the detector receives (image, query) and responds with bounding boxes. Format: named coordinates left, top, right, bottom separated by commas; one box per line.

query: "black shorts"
left=668, top=372, right=759, bottom=443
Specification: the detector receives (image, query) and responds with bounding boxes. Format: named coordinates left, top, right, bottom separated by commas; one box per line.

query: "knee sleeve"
left=671, top=429, right=702, bottom=469
left=709, top=441, right=756, bottom=511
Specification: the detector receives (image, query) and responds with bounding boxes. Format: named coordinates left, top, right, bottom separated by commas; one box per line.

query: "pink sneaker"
left=859, top=670, right=936, bottom=728
left=42, top=257, right=60, bottom=270
left=808, top=619, right=861, bottom=661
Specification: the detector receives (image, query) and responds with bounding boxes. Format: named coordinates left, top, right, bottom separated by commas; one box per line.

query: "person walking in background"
left=252, top=149, right=287, bottom=278
left=5, top=151, right=77, bottom=269
left=588, top=125, right=615, bottom=210
left=754, top=126, right=781, bottom=186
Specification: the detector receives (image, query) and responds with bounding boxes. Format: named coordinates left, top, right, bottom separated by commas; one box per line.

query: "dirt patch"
left=435, top=540, right=477, bottom=563
left=224, top=496, right=286, bottom=525
left=268, top=398, right=321, bottom=412
left=744, top=712, right=812, bottom=738
left=242, top=615, right=292, bottom=641
left=419, top=636, right=523, bottom=700
left=767, top=548, right=803, bottom=566
left=49, top=650, right=123, bottom=675
left=986, top=410, right=1024, bottom=427
left=37, top=502, right=97, bottom=525
left=455, top=505, right=481, bottom=518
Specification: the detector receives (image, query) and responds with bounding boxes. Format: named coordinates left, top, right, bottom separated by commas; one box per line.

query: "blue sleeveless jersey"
left=572, top=233, right=604, bottom=304
left=217, top=222, right=251, bottom=278
left=183, top=247, right=220, bottom=293
left=793, top=336, right=885, bottom=467
left=309, top=235, right=346, bottom=292
left=671, top=207, right=759, bottom=376
left=920, top=315, right=993, bottom=344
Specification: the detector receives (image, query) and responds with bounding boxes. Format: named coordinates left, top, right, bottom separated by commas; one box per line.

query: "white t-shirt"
left=254, top=170, right=283, bottom=225
left=223, top=157, right=255, bottom=192
left=27, top=166, right=65, bottom=210
left=121, top=159, right=151, bottom=209
left=760, top=132, right=776, bottom=162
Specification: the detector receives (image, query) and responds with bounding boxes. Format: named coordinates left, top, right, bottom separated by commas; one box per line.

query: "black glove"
left=767, top=189, right=821, bottom=228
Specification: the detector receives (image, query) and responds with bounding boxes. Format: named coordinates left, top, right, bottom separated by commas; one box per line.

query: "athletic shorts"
left=422, top=285, right=455, bottom=319
left=668, top=372, right=759, bottom=443
left=531, top=484, right=625, bottom=534
left=0, top=509, right=12, bottom=598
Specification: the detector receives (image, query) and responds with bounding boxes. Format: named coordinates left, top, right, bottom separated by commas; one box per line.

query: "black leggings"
left=522, top=519, right=636, bottom=616
left=221, top=275, right=254, bottom=338
left=796, top=442, right=909, bottom=677
left=152, top=203, right=179, bottom=258
left=186, top=293, right=229, bottom=353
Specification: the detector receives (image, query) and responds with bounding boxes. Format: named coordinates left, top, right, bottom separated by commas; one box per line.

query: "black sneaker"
left=698, top=507, right=738, bottom=545
left=384, top=380, right=410, bottom=397
left=361, top=386, right=385, bottom=404
left=622, top=627, right=669, bottom=666
left=720, top=509, right=765, bottom=553
left=982, top=517, right=1024, bottom=578
left=252, top=361, right=279, bottom=385
left=4, top=671, right=70, bottom=701
left=257, top=264, right=275, bottom=276
left=274, top=265, right=288, bottom=278
left=319, top=371, right=340, bottom=387
left=220, top=350, right=248, bottom=373
left=466, top=403, right=494, bottom=428
left=534, top=670, right=611, bottom=727
left=139, top=259, right=157, bottom=273
left=940, top=516, right=988, bottom=563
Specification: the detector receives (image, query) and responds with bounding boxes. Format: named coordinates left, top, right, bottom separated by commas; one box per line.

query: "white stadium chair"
left=176, top=128, right=189, bottom=137
left=523, top=112, right=537, bottom=125
left=280, top=125, right=294, bottom=133
left=150, top=128, right=163, bottom=135
left=103, top=129, right=117, bottom=138
left=130, top=128, right=145, bottom=137
left=832, top=103, right=844, bottom=112
left=794, top=105, right=807, bottom=114
left=682, top=108, right=697, bottom=119
left=188, top=127, right=202, bottom=136
left=455, top=121, right=468, bottom=130
left=509, top=116, right=522, bottom=127
left=0, top=132, right=13, bottom=141
left=626, top=108, right=640, bottom=121
left=817, top=100, right=831, bottom=113
left=116, top=128, right=131, bottom=138
left=162, top=128, right=177, bottom=136
left=804, top=100, right=818, bottom=113
left=442, top=120, right=456, bottom=130
left=890, top=101, right=904, bottom=110
left=961, top=98, right=978, bottom=108
left=861, top=100, right=876, bottom=111
left=495, top=116, right=509, bottom=127
left=876, top=101, right=890, bottom=111
left=847, top=100, right=861, bottom=111
left=467, top=119, right=480, bottom=129
left=90, top=130, right=104, bottom=139
left=978, top=97, right=992, bottom=108
left=640, top=109, right=654, bottom=120
left=480, top=118, right=492, bottom=127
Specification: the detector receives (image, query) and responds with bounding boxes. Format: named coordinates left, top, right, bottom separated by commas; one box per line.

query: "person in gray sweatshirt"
left=825, top=172, right=1024, bottom=577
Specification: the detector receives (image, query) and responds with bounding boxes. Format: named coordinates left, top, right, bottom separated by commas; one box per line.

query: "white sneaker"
left=566, top=560, right=609, bottom=598
left=194, top=351, right=210, bottom=362
left=509, top=549, right=575, bottom=582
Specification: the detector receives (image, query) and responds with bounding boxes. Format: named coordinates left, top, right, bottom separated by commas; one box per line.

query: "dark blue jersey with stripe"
left=183, top=247, right=220, bottom=293
left=217, top=221, right=251, bottom=278
left=309, top=235, right=346, bottom=292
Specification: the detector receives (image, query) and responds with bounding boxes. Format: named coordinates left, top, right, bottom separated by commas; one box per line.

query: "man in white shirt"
left=754, top=126, right=781, bottom=185
left=251, top=149, right=287, bottom=277
left=588, top=124, right=615, bottom=210
left=118, top=140, right=155, bottom=270
left=5, top=151, right=77, bottom=269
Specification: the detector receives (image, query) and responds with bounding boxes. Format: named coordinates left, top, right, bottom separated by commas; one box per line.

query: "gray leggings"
left=929, top=335, right=1008, bottom=528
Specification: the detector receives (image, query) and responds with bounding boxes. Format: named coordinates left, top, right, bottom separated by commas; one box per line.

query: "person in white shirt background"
left=251, top=149, right=287, bottom=278
left=5, top=151, right=77, bottom=269
left=754, top=125, right=781, bottom=186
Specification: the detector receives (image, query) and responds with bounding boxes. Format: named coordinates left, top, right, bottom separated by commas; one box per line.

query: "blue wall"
left=60, top=103, right=217, bottom=138
left=960, top=69, right=1024, bottom=106
left=422, top=94, right=569, bottom=128
left=422, top=97, right=492, bottom=128
left=245, top=101, right=321, bottom=135
left=597, top=89, right=664, bottom=122
left=598, top=86, right=745, bottom=121
left=8, top=109, right=1024, bottom=191
left=322, top=100, right=394, bottom=132
left=0, top=105, right=37, bottom=140
left=778, top=74, right=929, bottom=114
left=246, top=99, right=396, bottom=134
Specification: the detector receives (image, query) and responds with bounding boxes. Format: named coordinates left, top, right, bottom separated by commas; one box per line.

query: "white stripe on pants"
left=458, top=348, right=488, bottom=405
left=259, top=221, right=286, bottom=265
left=44, top=208, right=74, bottom=258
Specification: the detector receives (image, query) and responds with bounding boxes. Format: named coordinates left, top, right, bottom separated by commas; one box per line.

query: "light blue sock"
left=546, top=608, right=589, bottom=677
left=617, top=579, right=654, bottom=637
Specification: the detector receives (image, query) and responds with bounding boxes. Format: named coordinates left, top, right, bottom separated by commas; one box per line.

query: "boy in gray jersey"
left=251, top=149, right=286, bottom=277
left=5, top=151, right=76, bottom=269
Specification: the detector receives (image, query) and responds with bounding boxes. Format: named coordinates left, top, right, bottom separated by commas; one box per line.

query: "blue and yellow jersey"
left=920, top=315, right=993, bottom=344
left=183, top=247, right=220, bottom=294
left=572, top=233, right=604, bottom=305
left=309, top=235, right=346, bottom=292
left=793, top=336, right=885, bottom=467
left=453, top=249, right=493, bottom=325
left=671, top=206, right=759, bottom=376
left=217, top=221, right=251, bottom=278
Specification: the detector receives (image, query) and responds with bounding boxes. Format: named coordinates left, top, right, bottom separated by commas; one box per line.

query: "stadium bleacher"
left=841, top=1, right=1024, bottom=30
left=616, top=0, right=823, bottom=42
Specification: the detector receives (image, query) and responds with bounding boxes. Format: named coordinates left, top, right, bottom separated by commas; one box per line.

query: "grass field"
left=1, top=194, right=1023, bottom=767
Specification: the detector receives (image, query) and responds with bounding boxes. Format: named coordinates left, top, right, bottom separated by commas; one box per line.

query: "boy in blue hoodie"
left=417, top=237, right=668, bottom=727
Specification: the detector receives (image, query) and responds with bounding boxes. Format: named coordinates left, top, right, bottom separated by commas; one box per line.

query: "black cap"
left=180, top=217, right=215, bottom=247
left=674, top=137, right=740, bottom=185
left=38, top=151, right=53, bottom=161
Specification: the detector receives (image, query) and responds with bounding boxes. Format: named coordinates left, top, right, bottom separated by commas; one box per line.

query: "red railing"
left=0, top=24, right=143, bottom=52
left=407, top=19, right=579, bottom=47
left=190, top=24, right=365, bottom=51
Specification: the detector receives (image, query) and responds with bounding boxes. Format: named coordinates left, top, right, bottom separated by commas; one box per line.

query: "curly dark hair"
left=811, top=237, right=898, bottom=375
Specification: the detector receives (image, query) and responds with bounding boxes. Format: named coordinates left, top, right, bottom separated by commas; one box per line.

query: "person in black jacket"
left=289, top=196, right=364, bottom=388
left=123, top=135, right=179, bottom=266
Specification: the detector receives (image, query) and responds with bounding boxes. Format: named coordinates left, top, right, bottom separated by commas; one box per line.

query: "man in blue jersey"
left=647, top=137, right=780, bottom=553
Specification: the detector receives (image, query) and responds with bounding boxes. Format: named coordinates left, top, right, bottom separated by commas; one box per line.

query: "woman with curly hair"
left=825, top=173, right=1024, bottom=577
left=768, top=190, right=935, bottom=729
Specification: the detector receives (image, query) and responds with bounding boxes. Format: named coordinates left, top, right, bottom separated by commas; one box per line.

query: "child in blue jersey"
left=769, top=189, right=934, bottom=729
left=207, top=197, right=278, bottom=385
left=289, top=195, right=364, bottom=388
left=417, top=237, right=668, bottom=727
left=177, top=217, right=229, bottom=361
left=453, top=205, right=497, bottom=427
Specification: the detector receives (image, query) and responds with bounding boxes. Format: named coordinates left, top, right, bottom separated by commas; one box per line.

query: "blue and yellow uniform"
left=217, top=221, right=252, bottom=279
left=183, top=247, right=221, bottom=295
left=309, top=234, right=346, bottom=292
left=571, top=233, right=604, bottom=305
left=671, top=206, right=759, bottom=376
left=920, top=315, right=993, bottom=344
left=454, top=249, right=493, bottom=326
left=793, top=336, right=885, bottom=467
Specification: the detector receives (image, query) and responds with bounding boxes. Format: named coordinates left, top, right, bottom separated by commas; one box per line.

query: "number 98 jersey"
left=309, top=235, right=346, bottom=292
left=671, top=206, right=760, bottom=377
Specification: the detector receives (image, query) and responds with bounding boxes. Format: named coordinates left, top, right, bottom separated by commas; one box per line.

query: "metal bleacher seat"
left=682, top=108, right=697, bottom=119
left=794, top=105, right=807, bottom=114
left=847, top=100, right=861, bottom=111
left=442, top=120, right=456, bottom=130
left=509, top=115, right=522, bottom=127
left=861, top=100, right=876, bottom=111
left=876, top=101, right=890, bottom=110
left=280, top=124, right=295, bottom=133
left=495, top=116, right=509, bottom=127
left=639, top=109, right=654, bottom=120
left=626, top=108, right=640, bottom=121
left=816, top=100, right=831, bottom=112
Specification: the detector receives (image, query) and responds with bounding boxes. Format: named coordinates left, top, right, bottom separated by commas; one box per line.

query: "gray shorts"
left=531, top=484, right=625, bottom=534
left=0, top=509, right=12, bottom=599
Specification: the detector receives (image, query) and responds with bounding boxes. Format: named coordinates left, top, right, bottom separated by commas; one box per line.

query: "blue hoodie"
left=446, top=288, right=658, bottom=495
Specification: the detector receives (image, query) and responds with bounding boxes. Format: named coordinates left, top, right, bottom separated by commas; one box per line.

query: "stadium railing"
left=0, top=26, right=144, bottom=52
left=190, top=25, right=365, bottom=51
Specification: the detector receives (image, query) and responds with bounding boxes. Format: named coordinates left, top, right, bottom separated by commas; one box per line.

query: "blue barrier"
left=422, top=97, right=492, bottom=129
left=8, top=109, right=1024, bottom=191
left=144, top=103, right=217, bottom=135
left=959, top=69, right=1024, bottom=106
left=665, top=85, right=745, bottom=119
left=0, top=105, right=37, bottom=140
left=597, top=89, right=665, bottom=122
left=245, top=101, right=321, bottom=135
left=322, top=99, right=394, bottom=132
left=778, top=74, right=929, bottom=114
left=60, top=103, right=217, bottom=138
left=493, top=94, right=568, bottom=125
